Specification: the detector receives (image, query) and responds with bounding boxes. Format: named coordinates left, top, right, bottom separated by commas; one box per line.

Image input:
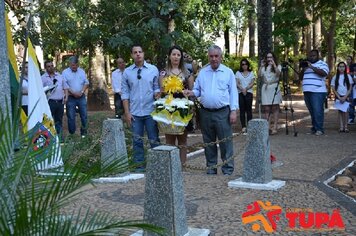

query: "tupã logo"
left=242, top=201, right=282, bottom=233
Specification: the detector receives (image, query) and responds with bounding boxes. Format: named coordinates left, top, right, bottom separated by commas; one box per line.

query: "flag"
left=5, top=13, right=27, bottom=128
left=27, top=39, right=63, bottom=170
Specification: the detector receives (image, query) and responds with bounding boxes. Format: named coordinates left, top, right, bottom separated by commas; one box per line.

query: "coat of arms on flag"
left=30, top=114, right=55, bottom=152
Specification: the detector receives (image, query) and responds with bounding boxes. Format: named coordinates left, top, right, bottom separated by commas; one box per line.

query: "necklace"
left=241, top=71, right=250, bottom=77
left=170, top=69, right=182, bottom=76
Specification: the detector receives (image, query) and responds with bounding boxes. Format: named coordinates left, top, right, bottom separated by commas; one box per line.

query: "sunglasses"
left=137, top=68, right=142, bottom=80
left=241, top=63, right=248, bottom=66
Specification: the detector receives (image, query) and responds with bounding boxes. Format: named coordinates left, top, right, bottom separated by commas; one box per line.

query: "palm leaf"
left=0, top=105, right=164, bottom=236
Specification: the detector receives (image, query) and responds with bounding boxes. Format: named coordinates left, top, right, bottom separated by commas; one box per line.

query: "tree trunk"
left=224, top=26, right=230, bottom=56
left=256, top=0, right=273, bottom=112
left=321, top=9, right=337, bottom=72
left=105, top=55, right=111, bottom=85
left=238, top=24, right=247, bottom=56
left=305, top=10, right=312, bottom=53
left=0, top=2, right=12, bottom=117
left=87, top=47, right=111, bottom=111
left=320, top=8, right=337, bottom=100
left=293, top=32, right=300, bottom=85
left=248, top=0, right=256, bottom=57
left=313, top=16, right=321, bottom=50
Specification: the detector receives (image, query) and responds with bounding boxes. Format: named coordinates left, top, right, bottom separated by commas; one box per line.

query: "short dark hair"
left=44, top=60, right=53, bottom=67
left=131, top=44, right=143, bottom=53
left=310, top=49, right=320, bottom=56
left=68, top=56, right=79, bottom=64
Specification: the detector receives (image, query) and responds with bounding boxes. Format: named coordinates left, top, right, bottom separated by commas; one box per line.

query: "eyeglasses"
left=137, top=68, right=142, bottom=80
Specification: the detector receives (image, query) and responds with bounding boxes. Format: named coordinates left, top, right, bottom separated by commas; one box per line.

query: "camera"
left=281, top=61, right=289, bottom=68
left=299, top=59, right=309, bottom=68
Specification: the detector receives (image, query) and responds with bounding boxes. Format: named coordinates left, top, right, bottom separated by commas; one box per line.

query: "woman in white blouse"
left=235, top=59, right=255, bottom=134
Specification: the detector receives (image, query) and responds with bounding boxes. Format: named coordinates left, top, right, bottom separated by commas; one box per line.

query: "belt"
left=68, top=95, right=84, bottom=99
left=49, top=99, right=63, bottom=103
left=201, top=105, right=229, bottom=112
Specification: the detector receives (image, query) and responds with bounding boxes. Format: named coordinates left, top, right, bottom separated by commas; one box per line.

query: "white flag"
left=27, top=39, right=63, bottom=170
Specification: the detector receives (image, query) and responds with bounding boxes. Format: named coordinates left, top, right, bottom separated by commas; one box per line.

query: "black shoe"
left=223, top=172, right=232, bottom=176
left=132, top=167, right=146, bottom=173
left=206, top=169, right=217, bottom=175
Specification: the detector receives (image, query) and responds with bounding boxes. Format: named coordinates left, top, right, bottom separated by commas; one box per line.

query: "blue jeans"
left=132, top=115, right=159, bottom=168
left=304, top=92, right=326, bottom=133
left=66, top=95, right=88, bottom=135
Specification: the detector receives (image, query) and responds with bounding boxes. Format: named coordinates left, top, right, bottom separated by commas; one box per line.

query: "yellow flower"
left=163, top=75, right=183, bottom=95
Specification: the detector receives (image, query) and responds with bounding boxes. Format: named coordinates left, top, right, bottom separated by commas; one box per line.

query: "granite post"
left=0, top=2, right=11, bottom=117
left=101, top=119, right=128, bottom=174
left=242, top=119, right=272, bottom=183
left=144, top=145, right=188, bottom=236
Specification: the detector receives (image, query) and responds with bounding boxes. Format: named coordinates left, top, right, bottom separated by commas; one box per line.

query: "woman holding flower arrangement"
left=157, top=45, right=194, bottom=167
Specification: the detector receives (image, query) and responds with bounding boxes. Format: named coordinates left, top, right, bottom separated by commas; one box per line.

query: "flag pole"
left=17, top=13, right=32, bottom=112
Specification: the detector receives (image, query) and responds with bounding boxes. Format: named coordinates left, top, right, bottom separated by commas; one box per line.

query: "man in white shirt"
left=111, top=57, right=126, bottom=118
left=41, top=61, right=67, bottom=138
left=184, top=45, right=239, bottom=175
left=299, top=49, right=329, bottom=136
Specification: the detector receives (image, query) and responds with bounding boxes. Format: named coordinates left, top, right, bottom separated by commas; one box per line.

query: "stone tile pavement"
left=64, top=98, right=356, bottom=235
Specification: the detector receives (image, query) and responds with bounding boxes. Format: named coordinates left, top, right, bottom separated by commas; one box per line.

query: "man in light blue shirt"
left=121, top=45, right=160, bottom=172
left=62, top=56, right=89, bottom=137
left=185, top=45, right=238, bottom=175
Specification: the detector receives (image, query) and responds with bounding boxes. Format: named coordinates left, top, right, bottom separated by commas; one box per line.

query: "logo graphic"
left=242, top=201, right=345, bottom=233
left=242, top=201, right=282, bottom=233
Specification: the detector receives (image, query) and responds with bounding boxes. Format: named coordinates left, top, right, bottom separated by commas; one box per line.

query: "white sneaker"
left=348, top=119, right=355, bottom=125
left=315, top=131, right=324, bottom=136
left=241, top=127, right=247, bottom=135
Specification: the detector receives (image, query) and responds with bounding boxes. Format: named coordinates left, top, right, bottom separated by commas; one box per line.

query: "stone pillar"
left=242, top=119, right=272, bottom=183
left=101, top=119, right=128, bottom=174
left=0, top=2, right=11, bottom=117
left=144, top=146, right=188, bottom=236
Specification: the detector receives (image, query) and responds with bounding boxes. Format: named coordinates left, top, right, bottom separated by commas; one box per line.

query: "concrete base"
left=92, top=173, right=144, bottom=183
left=228, top=177, right=285, bottom=190
left=131, top=227, right=210, bottom=236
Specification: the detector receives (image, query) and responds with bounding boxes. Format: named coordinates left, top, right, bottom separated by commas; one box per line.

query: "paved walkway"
left=65, top=97, right=356, bottom=235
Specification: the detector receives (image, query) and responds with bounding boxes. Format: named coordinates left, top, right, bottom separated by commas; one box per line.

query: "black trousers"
left=114, top=93, right=123, bottom=118
left=239, top=92, right=253, bottom=128
left=48, top=99, right=64, bottom=137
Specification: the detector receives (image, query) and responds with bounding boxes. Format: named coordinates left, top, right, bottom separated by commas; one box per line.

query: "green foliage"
left=6, top=0, right=354, bottom=72
left=334, top=1, right=356, bottom=58
left=272, top=0, right=310, bottom=53
left=223, top=56, right=258, bottom=74
left=0, top=106, right=164, bottom=235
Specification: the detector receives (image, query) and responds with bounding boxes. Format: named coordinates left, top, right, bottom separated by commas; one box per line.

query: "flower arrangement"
left=151, top=75, right=194, bottom=134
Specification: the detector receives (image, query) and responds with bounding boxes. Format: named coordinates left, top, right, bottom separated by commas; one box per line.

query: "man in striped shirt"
left=299, top=49, right=329, bottom=136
